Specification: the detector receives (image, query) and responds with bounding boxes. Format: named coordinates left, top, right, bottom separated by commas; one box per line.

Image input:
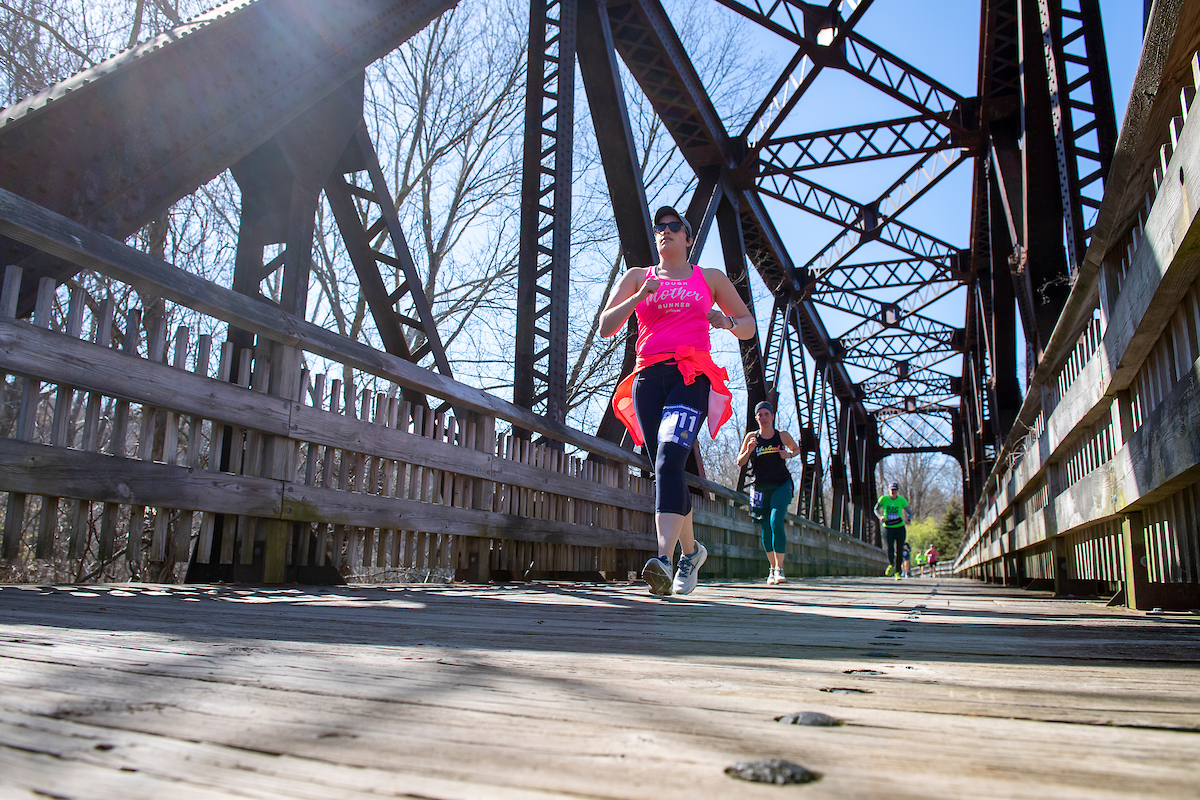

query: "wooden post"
left=1120, top=511, right=1153, bottom=610
left=458, top=412, right=495, bottom=583
left=69, top=296, right=115, bottom=561
left=175, top=333, right=210, bottom=564
left=263, top=519, right=289, bottom=585
left=127, top=311, right=168, bottom=573
left=1051, top=534, right=1070, bottom=596
left=263, top=340, right=302, bottom=584
left=2, top=266, right=27, bottom=560
left=35, top=285, right=83, bottom=560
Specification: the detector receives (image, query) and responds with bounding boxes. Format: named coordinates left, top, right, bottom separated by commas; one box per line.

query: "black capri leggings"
left=632, top=361, right=710, bottom=516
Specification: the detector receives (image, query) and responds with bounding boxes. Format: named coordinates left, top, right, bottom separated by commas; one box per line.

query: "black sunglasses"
left=653, top=221, right=685, bottom=233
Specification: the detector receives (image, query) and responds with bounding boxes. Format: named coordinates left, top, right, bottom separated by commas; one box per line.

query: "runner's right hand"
left=642, top=276, right=661, bottom=296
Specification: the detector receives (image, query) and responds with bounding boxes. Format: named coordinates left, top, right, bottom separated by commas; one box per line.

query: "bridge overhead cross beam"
left=758, top=114, right=959, bottom=173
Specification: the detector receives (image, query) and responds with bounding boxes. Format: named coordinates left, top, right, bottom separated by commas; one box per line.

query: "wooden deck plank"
left=0, top=578, right=1197, bottom=799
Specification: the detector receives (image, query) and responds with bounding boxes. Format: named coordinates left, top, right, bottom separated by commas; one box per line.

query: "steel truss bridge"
left=2, top=0, right=1197, bottom=605
left=521, top=0, right=1125, bottom=541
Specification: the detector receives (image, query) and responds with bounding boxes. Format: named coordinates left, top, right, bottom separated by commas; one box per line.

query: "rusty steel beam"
left=577, top=0, right=655, bottom=269
left=579, top=0, right=656, bottom=449
left=325, top=123, right=454, bottom=384
left=716, top=0, right=878, bottom=148
left=758, top=114, right=956, bottom=173
left=1037, top=0, right=1119, bottom=270
left=515, top=0, right=577, bottom=425
left=716, top=192, right=769, bottom=424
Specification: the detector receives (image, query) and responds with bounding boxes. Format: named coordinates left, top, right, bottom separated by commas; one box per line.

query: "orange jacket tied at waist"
left=611, top=346, right=733, bottom=447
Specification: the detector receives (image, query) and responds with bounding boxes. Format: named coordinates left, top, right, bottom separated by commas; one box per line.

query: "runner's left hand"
left=707, top=308, right=732, bottom=329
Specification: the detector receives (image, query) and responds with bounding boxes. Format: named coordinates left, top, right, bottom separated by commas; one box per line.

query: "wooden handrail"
left=0, top=187, right=885, bottom=581
left=0, top=187, right=648, bottom=470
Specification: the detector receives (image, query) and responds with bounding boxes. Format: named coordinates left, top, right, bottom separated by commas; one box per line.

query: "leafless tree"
left=300, top=3, right=527, bottom=399
left=876, top=450, right=959, bottom=521
left=0, top=0, right=222, bottom=584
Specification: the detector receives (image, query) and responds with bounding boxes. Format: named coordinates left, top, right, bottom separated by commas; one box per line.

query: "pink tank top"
left=634, top=265, right=713, bottom=357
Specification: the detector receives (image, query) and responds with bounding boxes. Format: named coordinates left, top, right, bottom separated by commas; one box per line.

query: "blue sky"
left=673, top=0, right=1147, bottom=458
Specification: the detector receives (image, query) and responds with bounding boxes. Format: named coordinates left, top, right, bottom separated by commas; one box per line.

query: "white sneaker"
left=642, top=556, right=673, bottom=596
left=766, top=568, right=778, bottom=585
left=672, top=543, right=707, bottom=595
left=775, top=568, right=787, bottom=584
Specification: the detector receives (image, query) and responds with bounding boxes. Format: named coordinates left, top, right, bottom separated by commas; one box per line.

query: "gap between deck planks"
left=0, top=578, right=1198, bottom=799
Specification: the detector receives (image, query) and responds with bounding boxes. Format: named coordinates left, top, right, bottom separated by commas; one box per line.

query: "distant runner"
left=874, top=482, right=912, bottom=580
left=737, top=400, right=800, bottom=585
left=925, top=544, right=939, bottom=577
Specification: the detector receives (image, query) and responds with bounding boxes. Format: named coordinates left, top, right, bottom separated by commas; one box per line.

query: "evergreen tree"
left=932, top=501, right=965, bottom=557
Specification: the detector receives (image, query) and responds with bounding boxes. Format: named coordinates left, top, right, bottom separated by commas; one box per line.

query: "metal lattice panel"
left=514, top=0, right=577, bottom=424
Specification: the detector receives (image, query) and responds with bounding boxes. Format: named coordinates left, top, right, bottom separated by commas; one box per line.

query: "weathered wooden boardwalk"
left=1, top=577, right=1197, bottom=799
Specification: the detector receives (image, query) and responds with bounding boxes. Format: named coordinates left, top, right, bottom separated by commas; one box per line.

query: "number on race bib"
left=657, top=404, right=700, bottom=446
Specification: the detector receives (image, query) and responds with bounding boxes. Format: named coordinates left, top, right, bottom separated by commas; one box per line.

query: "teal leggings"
left=757, top=481, right=793, bottom=553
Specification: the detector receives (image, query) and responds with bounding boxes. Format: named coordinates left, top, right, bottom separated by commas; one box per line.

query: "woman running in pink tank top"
left=599, top=205, right=756, bottom=596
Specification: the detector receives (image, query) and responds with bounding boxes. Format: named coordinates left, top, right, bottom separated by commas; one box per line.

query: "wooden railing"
left=0, top=186, right=885, bottom=584
left=956, top=50, right=1200, bottom=610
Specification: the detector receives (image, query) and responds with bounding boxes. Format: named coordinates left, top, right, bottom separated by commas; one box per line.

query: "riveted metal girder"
left=515, top=0, right=578, bottom=425
left=579, top=0, right=656, bottom=449
left=717, top=193, right=769, bottom=421
left=1019, top=0, right=1074, bottom=350
left=325, top=124, right=455, bottom=387
left=954, top=0, right=1118, bottom=509
left=1036, top=0, right=1118, bottom=270
left=595, top=0, right=1120, bottom=528
left=706, top=2, right=977, bottom=452
left=758, top=115, right=957, bottom=173
left=577, top=0, right=656, bottom=269
left=759, top=298, right=824, bottom=522
left=228, top=79, right=364, bottom=319
left=716, top=0, right=879, bottom=148
left=761, top=150, right=967, bottom=279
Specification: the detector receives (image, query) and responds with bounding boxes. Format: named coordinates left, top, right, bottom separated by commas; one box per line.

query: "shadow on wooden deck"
left=1, top=578, right=1198, bottom=799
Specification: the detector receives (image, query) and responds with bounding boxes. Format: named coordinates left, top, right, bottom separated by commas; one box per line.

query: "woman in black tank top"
left=736, top=401, right=800, bottom=585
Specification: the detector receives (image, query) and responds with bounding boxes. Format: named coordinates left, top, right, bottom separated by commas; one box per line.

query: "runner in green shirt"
left=874, top=482, right=911, bottom=579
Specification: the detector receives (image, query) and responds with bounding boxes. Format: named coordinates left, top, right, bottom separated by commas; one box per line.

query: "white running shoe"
left=672, top=543, right=707, bottom=595
left=766, top=568, right=778, bottom=585
left=642, top=555, right=673, bottom=595
left=775, top=569, right=787, bottom=585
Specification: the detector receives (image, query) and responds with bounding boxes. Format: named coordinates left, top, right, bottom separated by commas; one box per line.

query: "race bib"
left=750, top=489, right=765, bottom=509
left=657, top=404, right=700, bottom=446
left=886, top=508, right=901, bottom=522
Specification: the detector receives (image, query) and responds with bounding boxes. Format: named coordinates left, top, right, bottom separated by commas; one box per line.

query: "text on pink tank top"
left=634, top=265, right=712, bottom=357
